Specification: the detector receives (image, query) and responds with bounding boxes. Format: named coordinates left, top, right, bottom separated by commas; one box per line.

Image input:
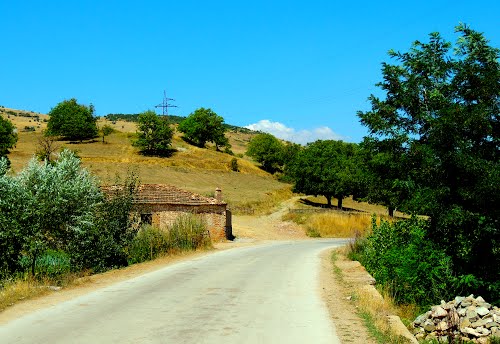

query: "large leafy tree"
left=287, top=140, right=360, bottom=208
left=133, top=110, right=173, bottom=156
left=246, top=133, right=286, bottom=173
left=0, top=116, right=18, bottom=164
left=357, top=24, right=499, bottom=299
left=178, top=108, right=229, bottom=149
left=46, top=98, right=98, bottom=141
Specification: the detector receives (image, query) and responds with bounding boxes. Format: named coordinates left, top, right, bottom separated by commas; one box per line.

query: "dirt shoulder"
left=319, top=248, right=377, bottom=344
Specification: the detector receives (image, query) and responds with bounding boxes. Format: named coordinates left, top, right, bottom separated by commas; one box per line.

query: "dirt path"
left=232, top=196, right=307, bottom=240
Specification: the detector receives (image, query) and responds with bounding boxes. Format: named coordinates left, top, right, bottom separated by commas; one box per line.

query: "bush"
left=69, top=174, right=139, bottom=272
left=128, top=214, right=212, bottom=264
left=167, top=213, right=212, bottom=251
left=19, top=249, right=71, bottom=279
left=229, top=158, right=239, bottom=172
left=128, top=225, right=170, bottom=264
left=356, top=216, right=455, bottom=306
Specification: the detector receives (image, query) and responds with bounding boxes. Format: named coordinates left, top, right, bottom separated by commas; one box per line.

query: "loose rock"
left=411, top=296, right=498, bottom=343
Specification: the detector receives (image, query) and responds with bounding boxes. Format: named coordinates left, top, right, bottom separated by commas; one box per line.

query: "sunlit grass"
left=283, top=211, right=393, bottom=238
left=4, top=114, right=289, bottom=208
left=231, top=186, right=294, bottom=215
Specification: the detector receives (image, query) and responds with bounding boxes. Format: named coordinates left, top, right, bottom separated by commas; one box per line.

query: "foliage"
left=178, top=107, right=229, bottom=149
left=69, top=173, right=139, bottom=272
left=17, top=150, right=103, bottom=274
left=128, top=225, right=170, bottom=264
left=0, top=151, right=140, bottom=277
left=167, top=213, right=212, bottom=251
left=19, top=249, right=71, bottom=279
left=286, top=140, right=360, bottom=208
left=229, top=157, right=239, bottom=172
left=129, top=214, right=212, bottom=263
left=100, top=124, right=114, bottom=143
left=133, top=110, right=174, bottom=156
left=357, top=24, right=500, bottom=302
left=46, top=98, right=98, bottom=141
left=0, top=115, right=18, bottom=164
left=357, top=217, right=455, bottom=306
left=246, top=133, right=286, bottom=173
left=0, top=158, right=26, bottom=279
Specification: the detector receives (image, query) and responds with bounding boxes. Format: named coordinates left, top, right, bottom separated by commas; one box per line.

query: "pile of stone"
left=412, top=295, right=499, bottom=343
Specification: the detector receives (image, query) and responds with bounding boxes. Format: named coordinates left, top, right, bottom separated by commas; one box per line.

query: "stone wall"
left=138, top=203, right=228, bottom=241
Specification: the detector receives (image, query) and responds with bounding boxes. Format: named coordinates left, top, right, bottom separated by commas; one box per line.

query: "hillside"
left=0, top=107, right=289, bottom=209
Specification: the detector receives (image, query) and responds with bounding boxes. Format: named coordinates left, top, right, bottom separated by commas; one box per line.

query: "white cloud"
left=245, top=120, right=345, bottom=145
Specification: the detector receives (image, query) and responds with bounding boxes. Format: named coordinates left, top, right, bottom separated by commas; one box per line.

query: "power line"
left=155, top=90, right=177, bottom=116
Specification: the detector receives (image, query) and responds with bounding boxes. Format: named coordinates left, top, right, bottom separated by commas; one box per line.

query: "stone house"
left=102, top=184, right=232, bottom=241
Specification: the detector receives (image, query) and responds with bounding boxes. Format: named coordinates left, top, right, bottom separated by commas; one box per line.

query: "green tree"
left=100, top=124, right=114, bottom=143
left=246, top=133, right=285, bottom=173
left=46, top=99, right=98, bottom=141
left=0, top=116, right=18, bottom=163
left=178, top=108, right=229, bottom=149
left=133, top=110, right=173, bottom=156
left=357, top=24, right=500, bottom=301
left=286, top=140, right=360, bottom=208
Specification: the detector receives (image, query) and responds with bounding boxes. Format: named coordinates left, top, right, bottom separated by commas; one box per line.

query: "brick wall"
left=138, top=203, right=227, bottom=241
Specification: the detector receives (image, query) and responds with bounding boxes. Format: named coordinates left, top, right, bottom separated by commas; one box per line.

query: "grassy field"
left=282, top=196, right=402, bottom=238
left=1, top=107, right=288, bottom=210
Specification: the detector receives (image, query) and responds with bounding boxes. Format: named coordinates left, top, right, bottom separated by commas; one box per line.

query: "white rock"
left=432, top=306, right=448, bottom=318
left=476, top=306, right=489, bottom=317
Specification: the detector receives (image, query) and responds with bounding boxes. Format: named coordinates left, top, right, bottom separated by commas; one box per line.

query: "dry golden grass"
left=283, top=211, right=390, bottom=238
left=306, top=212, right=374, bottom=237
left=2, top=111, right=287, bottom=208
left=0, top=278, right=53, bottom=312
left=231, top=186, right=294, bottom=215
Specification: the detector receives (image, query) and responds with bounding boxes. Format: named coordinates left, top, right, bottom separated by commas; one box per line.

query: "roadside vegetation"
left=0, top=151, right=213, bottom=312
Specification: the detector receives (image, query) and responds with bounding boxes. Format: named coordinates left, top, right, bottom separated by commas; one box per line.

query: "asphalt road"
left=0, top=239, right=347, bottom=344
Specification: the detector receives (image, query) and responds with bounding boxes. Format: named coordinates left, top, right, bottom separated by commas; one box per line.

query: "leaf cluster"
left=0, top=116, right=18, bottom=163
left=246, top=133, right=286, bottom=173
left=286, top=140, right=361, bottom=207
left=178, top=108, right=229, bottom=149
left=133, top=110, right=174, bottom=156
left=46, top=99, right=98, bottom=141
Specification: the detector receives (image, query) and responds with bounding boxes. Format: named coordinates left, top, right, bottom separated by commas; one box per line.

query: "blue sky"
left=1, top=1, right=499, bottom=143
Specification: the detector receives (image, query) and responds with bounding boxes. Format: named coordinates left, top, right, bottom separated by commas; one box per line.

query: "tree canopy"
left=46, top=99, right=98, bottom=141
left=286, top=140, right=360, bottom=208
left=178, top=108, right=229, bottom=149
left=357, top=24, right=499, bottom=299
left=0, top=116, right=17, bottom=163
left=246, top=133, right=285, bottom=173
left=133, top=110, right=173, bottom=156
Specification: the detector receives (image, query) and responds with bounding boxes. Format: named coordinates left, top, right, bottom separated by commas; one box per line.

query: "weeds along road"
left=0, top=239, right=347, bottom=344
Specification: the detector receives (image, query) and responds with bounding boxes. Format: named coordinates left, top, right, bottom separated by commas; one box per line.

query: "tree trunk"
left=325, top=195, right=332, bottom=207
left=31, top=251, right=38, bottom=277
left=338, top=196, right=343, bottom=210
left=388, top=207, right=394, bottom=217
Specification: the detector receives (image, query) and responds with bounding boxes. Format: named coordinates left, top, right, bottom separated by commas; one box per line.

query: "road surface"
left=0, top=239, right=347, bottom=344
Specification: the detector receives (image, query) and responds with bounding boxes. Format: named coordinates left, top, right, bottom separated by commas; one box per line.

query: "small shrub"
left=229, top=158, right=239, bottom=172
left=306, top=227, right=321, bottom=237
left=128, top=225, right=170, bottom=264
left=168, top=213, right=212, bottom=251
left=19, top=250, right=71, bottom=279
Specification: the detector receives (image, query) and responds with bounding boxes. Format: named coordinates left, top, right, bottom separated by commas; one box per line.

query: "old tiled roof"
left=101, top=184, right=226, bottom=206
